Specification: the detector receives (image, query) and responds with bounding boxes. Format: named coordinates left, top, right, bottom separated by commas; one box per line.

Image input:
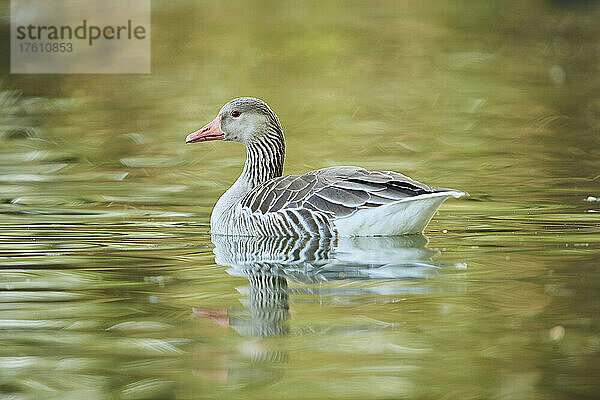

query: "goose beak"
left=185, top=117, right=224, bottom=143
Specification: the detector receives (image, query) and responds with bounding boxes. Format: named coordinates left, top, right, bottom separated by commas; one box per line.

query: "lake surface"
left=1, top=0, right=599, bottom=399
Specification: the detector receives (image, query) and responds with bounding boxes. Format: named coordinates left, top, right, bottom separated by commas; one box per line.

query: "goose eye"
left=231, top=110, right=241, bottom=118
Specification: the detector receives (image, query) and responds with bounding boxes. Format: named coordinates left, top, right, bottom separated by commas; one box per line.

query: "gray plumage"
left=187, top=97, right=467, bottom=237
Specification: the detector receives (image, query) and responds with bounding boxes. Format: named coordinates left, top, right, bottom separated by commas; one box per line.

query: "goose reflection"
left=195, top=234, right=466, bottom=338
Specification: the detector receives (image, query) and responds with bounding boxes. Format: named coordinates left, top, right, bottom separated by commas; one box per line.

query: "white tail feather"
left=334, top=191, right=467, bottom=236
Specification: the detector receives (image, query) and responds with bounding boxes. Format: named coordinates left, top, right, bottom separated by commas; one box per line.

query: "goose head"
left=185, top=97, right=282, bottom=146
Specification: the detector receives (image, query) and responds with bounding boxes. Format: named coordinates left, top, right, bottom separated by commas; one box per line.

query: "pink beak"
left=185, top=117, right=224, bottom=144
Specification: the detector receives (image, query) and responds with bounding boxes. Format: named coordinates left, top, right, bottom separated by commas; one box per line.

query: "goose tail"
left=334, top=190, right=468, bottom=237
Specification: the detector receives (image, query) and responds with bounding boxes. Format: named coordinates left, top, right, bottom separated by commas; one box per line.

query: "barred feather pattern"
left=242, top=128, right=285, bottom=188
left=208, top=97, right=464, bottom=237
left=212, top=159, right=451, bottom=237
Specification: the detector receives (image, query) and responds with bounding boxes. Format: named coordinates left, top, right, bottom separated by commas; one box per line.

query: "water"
left=1, top=0, right=600, bottom=398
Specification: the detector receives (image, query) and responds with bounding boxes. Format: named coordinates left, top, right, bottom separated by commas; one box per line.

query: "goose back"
left=211, top=166, right=462, bottom=237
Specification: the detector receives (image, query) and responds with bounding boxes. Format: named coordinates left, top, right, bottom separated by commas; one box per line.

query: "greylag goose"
left=186, top=97, right=467, bottom=237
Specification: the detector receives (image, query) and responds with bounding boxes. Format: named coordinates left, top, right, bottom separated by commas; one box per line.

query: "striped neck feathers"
left=241, top=125, right=285, bottom=188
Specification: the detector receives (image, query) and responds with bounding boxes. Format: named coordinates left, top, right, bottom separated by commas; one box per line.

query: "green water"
left=1, top=0, right=599, bottom=399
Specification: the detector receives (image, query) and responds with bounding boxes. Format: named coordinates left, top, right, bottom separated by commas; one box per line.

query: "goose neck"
left=241, top=134, right=285, bottom=188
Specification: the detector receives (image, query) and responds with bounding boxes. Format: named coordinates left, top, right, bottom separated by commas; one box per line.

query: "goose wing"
left=240, top=166, right=448, bottom=218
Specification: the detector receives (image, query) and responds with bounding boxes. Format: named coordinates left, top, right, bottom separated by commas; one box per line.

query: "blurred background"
left=0, top=0, right=599, bottom=399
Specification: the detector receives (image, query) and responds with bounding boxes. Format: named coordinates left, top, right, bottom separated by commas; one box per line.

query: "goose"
left=185, top=97, right=467, bottom=237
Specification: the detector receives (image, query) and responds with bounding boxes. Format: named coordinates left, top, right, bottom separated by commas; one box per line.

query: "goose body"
left=186, top=97, right=466, bottom=237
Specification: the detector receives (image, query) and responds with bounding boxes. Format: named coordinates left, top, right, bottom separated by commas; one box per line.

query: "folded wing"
left=241, top=166, right=449, bottom=219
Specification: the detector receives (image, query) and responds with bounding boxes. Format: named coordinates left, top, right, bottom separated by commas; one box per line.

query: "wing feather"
left=241, top=166, right=439, bottom=220
left=305, top=194, right=356, bottom=217
left=258, top=189, right=277, bottom=213
left=333, top=180, right=386, bottom=192
left=312, top=186, right=370, bottom=208
left=269, top=189, right=293, bottom=212
left=247, top=184, right=272, bottom=213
